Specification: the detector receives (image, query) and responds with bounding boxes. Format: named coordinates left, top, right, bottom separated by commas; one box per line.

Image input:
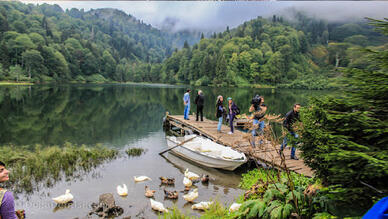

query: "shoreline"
left=0, top=80, right=338, bottom=91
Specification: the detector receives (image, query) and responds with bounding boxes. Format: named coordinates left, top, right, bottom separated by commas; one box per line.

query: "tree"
left=328, top=42, right=350, bottom=68
left=344, top=35, right=368, bottom=47
left=6, top=33, right=36, bottom=65
left=0, top=63, right=4, bottom=79
left=8, top=65, right=24, bottom=82
left=22, top=49, right=45, bottom=79
left=183, top=40, right=189, bottom=49
left=28, top=33, right=45, bottom=47
left=214, top=55, right=227, bottom=85
left=102, top=50, right=116, bottom=79
left=299, top=18, right=388, bottom=209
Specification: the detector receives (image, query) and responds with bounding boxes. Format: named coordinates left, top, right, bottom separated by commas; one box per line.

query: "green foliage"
left=239, top=169, right=314, bottom=191
left=0, top=2, right=200, bottom=83
left=0, top=142, right=118, bottom=193
left=299, top=18, right=388, bottom=211
left=8, top=65, right=29, bottom=81
left=161, top=206, right=193, bottom=219
left=125, top=147, right=146, bottom=157
left=1, top=2, right=386, bottom=88
left=160, top=17, right=323, bottom=87
left=0, top=63, right=4, bottom=80
left=235, top=168, right=334, bottom=218
left=85, top=74, right=108, bottom=83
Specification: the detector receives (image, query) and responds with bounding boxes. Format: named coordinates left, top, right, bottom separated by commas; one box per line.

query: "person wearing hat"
left=183, top=89, right=191, bottom=120
left=249, top=95, right=267, bottom=147
left=0, top=161, right=17, bottom=219
left=227, top=97, right=239, bottom=134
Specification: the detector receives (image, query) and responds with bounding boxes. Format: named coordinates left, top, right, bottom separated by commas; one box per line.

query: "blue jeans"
left=229, top=114, right=235, bottom=133
left=252, top=119, right=265, bottom=147
left=184, top=104, right=190, bottom=119
left=217, top=117, right=223, bottom=131
left=281, top=132, right=298, bottom=158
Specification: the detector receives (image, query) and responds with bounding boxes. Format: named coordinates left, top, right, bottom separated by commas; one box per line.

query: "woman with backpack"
left=227, top=97, right=239, bottom=134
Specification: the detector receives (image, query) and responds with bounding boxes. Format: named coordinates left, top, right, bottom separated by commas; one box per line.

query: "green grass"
left=0, top=142, right=118, bottom=193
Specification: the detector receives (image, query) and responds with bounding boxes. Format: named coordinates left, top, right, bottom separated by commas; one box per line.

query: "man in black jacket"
left=280, top=103, right=301, bottom=160
left=195, top=90, right=205, bottom=121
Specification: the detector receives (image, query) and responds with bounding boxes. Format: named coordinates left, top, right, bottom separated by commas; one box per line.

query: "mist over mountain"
left=34, top=1, right=388, bottom=33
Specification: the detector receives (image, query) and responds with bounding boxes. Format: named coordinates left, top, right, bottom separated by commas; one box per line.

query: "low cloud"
left=23, top=1, right=388, bottom=32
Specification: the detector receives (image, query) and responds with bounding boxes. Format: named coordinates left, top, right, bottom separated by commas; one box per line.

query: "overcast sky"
left=23, top=1, right=388, bottom=32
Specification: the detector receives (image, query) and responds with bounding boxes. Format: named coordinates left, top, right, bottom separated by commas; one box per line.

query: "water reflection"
left=0, top=84, right=333, bottom=218
left=0, top=84, right=331, bottom=147
left=163, top=153, right=242, bottom=189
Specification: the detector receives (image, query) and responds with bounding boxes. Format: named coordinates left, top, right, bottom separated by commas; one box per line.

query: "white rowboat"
left=166, top=134, right=247, bottom=171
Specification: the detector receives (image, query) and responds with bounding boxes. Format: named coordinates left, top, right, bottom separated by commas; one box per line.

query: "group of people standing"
left=183, top=89, right=301, bottom=160
left=216, top=96, right=239, bottom=134
left=183, top=89, right=239, bottom=135
left=183, top=89, right=205, bottom=122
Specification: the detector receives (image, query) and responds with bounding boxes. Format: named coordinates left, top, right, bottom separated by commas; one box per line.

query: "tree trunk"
left=335, top=52, right=340, bottom=69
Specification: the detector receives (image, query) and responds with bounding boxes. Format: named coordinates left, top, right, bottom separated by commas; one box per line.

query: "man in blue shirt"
left=183, top=89, right=191, bottom=120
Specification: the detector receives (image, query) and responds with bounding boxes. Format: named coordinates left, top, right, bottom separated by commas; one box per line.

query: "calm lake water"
left=0, top=84, right=332, bottom=218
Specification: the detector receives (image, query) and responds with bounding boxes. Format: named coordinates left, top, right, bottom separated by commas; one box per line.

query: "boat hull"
left=166, top=138, right=247, bottom=171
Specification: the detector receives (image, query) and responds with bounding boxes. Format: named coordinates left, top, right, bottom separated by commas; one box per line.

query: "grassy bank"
left=0, top=142, right=118, bottom=193
left=0, top=81, right=34, bottom=85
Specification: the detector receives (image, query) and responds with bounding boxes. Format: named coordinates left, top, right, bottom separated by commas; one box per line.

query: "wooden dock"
left=164, top=115, right=313, bottom=177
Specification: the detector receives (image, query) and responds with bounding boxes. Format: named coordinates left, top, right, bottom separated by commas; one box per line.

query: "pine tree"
left=299, top=18, right=388, bottom=209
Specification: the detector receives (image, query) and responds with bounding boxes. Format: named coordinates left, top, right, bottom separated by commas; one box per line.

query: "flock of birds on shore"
left=51, top=168, right=242, bottom=214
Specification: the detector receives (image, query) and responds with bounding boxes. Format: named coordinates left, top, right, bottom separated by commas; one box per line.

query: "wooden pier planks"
left=165, top=115, right=314, bottom=177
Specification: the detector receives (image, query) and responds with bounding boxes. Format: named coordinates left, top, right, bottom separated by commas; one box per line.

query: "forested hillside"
left=0, top=2, right=200, bottom=83
left=0, top=2, right=387, bottom=89
left=156, top=14, right=388, bottom=89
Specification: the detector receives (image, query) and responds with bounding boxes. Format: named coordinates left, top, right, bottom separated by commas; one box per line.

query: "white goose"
left=134, top=176, right=151, bottom=182
left=116, top=184, right=128, bottom=196
left=52, top=189, right=73, bottom=204
left=229, top=203, right=242, bottom=212
left=183, top=188, right=199, bottom=202
left=183, top=176, right=192, bottom=187
left=192, top=201, right=213, bottom=210
left=184, top=168, right=200, bottom=181
left=150, top=199, right=168, bottom=213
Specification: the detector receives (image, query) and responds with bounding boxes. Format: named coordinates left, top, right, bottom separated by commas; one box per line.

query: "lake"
left=0, top=84, right=331, bottom=218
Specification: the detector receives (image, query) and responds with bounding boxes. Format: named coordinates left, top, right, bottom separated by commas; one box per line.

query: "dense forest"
left=0, top=2, right=201, bottom=83
left=0, top=2, right=387, bottom=89
left=157, top=14, right=388, bottom=89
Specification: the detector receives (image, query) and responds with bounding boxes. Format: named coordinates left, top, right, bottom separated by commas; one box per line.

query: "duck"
left=134, top=176, right=151, bottom=182
left=163, top=189, right=178, bottom=199
left=201, top=174, right=210, bottom=183
left=229, top=203, right=242, bottom=212
left=192, top=201, right=213, bottom=210
left=184, top=168, right=200, bottom=181
left=159, top=176, right=175, bottom=185
left=150, top=199, right=168, bottom=213
left=183, top=188, right=198, bottom=202
left=183, top=176, right=192, bottom=187
left=52, top=189, right=73, bottom=204
left=145, top=186, right=156, bottom=198
left=116, top=184, right=128, bottom=196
